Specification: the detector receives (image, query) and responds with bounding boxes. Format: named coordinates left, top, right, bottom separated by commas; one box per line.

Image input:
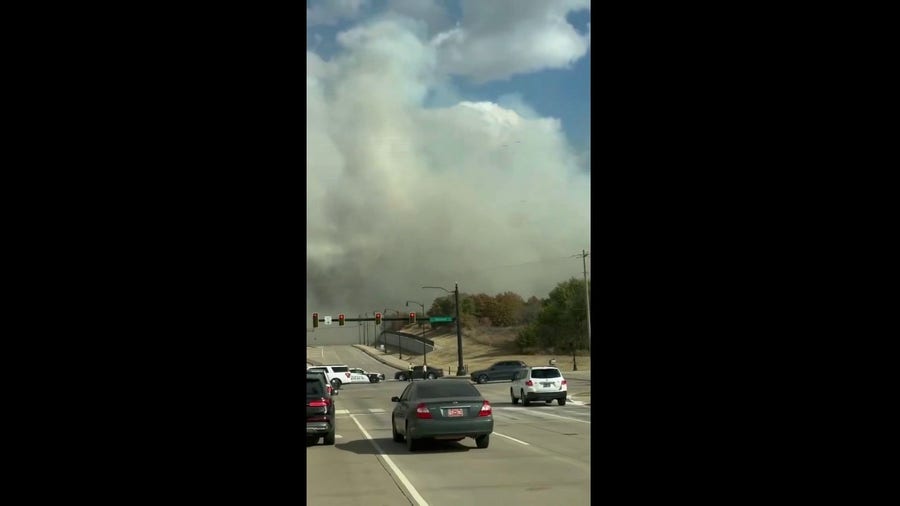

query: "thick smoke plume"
left=307, top=14, right=590, bottom=324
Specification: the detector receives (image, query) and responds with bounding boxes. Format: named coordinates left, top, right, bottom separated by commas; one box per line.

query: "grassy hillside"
left=391, top=324, right=591, bottom=373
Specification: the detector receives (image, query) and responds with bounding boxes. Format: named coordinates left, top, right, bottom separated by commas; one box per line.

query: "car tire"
left=392, top=419, right=404, bottom=442
left=331, top=378, right=342, bottom=389
left=522, top=390, right=531, bottom=406
left=475, top=433, right=490, bottom=449
left=324, top=429, right=335, bottom=445
left=406, top=423, right=418, bottom=451
left=427, top=373, right=436, bottom=380
left=558, top=397, right=566, bottom=406
left=306, top=436, right=318, bottom=446
left=397, top=373, right=407, bottom=382
left=477, top=375, right=488, bottom=384
left=510, top=388, right=518, bottom=404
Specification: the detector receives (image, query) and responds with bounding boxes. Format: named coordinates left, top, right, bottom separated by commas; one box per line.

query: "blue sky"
left=307, top=0, right=591, bottom=318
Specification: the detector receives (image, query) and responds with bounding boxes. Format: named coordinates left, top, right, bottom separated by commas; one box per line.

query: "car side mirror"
left=391, top=396, right=400, bottom=402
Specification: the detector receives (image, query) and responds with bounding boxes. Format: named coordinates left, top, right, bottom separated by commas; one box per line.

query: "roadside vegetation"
left=389, top=277, right=591, bottom=372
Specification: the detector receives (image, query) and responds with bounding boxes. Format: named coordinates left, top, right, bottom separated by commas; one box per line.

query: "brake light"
left=308, top=398, right=332, bottom=407
left=561, top=379, right=567, bottom=386
left=525, top=380, right=533, bottom=386
left=415, top=403, right=432, bottom=419
left=327, top=385, right=333, bottom=395
left=478, top=400, right=492, bottom=417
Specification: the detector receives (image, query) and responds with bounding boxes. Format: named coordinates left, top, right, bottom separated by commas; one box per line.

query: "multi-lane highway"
left=307, top=345, right=591, bottom=506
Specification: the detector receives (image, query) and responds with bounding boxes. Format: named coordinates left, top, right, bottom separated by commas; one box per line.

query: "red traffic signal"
left=409, top=312, right=416, bottom=324
left=312, top=312, right=319, bottom=328
left=375, top=312, right=382, bottom=325
left=338, top=314, right=345, bottom=326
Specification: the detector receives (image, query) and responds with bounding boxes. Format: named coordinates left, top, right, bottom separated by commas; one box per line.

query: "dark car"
left=395, top=365, right=444, bottom=381
left=307, top=373, right=337, bottom=445
left=470, top=360, right=529, bottom=384
left=391, top=379, right=493, bottom=451
left=308, top=370, right=335, bottom=395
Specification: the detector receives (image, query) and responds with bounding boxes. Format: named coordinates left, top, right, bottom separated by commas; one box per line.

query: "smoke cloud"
left=307, top=14, right=590, bottom=322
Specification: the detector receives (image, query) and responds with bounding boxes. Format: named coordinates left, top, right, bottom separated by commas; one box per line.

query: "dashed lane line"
left=349, top=414, right=429, bottom=506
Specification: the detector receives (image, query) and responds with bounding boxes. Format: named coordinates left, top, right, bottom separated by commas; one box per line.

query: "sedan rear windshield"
left=415, top=381, right=479, bottom=398
left=307, top=378, right=324, bottom=396
left=531, top=369, right=561, bottom=379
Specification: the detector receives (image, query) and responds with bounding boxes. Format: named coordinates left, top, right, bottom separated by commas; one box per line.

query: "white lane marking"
left=335, top=409, right=350, bottom=414
left=336, top=434, right=343, bottom=438
left=493, top=432, right=530, bottom=445
left=368, top=408, right=385, bottom=413
left=495, top=407, right=590, bottom=424
left=567, top=397, right=587, bottom=406
left=349, top=414, right=429, bottom=506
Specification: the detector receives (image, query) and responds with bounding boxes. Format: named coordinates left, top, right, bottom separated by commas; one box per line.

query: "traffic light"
left=338, top=314, right=345, bottom=326
left=312, top=312, right=318, bottom=328
left=409, top=312, right=416, bottom=324
left=375, top=312, right=382, bottom=325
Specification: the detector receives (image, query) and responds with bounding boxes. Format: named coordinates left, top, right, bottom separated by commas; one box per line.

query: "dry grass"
left=398, top=324, right=590, bottom=373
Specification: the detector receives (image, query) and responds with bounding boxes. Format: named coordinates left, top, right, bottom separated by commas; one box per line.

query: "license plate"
left=447, top=408, right=463, bottom=417
left=541, top=382, right=552, bottom=387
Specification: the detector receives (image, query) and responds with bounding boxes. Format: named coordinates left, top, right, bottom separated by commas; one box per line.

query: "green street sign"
left=429, top=316, right=453, bottom=323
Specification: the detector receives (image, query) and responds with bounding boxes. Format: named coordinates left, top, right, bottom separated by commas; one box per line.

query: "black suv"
left=307, top=373, right=336, bottom=445
left=395, top=365, right=444, bottom=381
left=470, top=360, right=529, bottom=384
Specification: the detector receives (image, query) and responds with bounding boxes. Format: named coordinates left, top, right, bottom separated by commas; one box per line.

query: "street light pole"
left=406, top=300, right=426, bottom=367
left=423, top=283, right=465, bottom=376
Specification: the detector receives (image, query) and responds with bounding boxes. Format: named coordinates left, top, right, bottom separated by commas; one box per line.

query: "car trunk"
left=530, top=371, right=564, bottom=393
left=418, top=396, right=486, bottom=420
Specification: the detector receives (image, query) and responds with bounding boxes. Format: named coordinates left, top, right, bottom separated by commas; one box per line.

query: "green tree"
left=515, top=278, right=589, bottom=355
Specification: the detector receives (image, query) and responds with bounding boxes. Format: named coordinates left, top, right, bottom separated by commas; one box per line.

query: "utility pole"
left=423, top=283, right=465, bottom=376
left=582, top=249, right=591, bottom=353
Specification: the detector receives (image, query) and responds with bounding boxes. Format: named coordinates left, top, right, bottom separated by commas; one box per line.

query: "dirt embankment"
left=388, top=324, right=590, bottom=373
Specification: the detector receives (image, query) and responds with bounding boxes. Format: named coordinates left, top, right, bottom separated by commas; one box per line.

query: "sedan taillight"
left=308, top=398, right=332, bottom=408
left=525, top=379, right=533, bottom=386
left=416, top=403, right=432, bottom=419
left=478, top=400, right=492, bottom=417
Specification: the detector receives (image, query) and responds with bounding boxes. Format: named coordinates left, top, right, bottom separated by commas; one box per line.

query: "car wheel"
left=558, top=397, right=566, bottom=406
left=397, top=373, right=407, bottom=382
left=427, top=373, right=436, bottom=380
left=475, top=433, right=490, bottom=449
left=477, top=375, right=488, bottom=384
left=324, top=429, right=335, bottom=445
left=392, top=419, right=404, bottom=442
left=522, top=390, right=531, bottom=406
left=406, top=423, right=418, bottom=451
left=510, top=388, right=518, bottom=404
left=331, top=378, right=342, bottom=389
left=306, top=436, right=318, bottom=446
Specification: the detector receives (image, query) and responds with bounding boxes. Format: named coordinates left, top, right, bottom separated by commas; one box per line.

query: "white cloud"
left=307, top=17, right=589, bottom=316
left=431, top=0, right=590, bottom=83
left=386, top=0, right=453, bottom=37
left=307, top=0, right=371, bottom=27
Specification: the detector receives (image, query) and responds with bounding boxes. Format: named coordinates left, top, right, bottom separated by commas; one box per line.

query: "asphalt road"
left=307, top=345, right=591, bottom=505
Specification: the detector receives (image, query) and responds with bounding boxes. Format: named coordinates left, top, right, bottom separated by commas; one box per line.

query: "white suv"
left=510, top=366, right=568, bottom=406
